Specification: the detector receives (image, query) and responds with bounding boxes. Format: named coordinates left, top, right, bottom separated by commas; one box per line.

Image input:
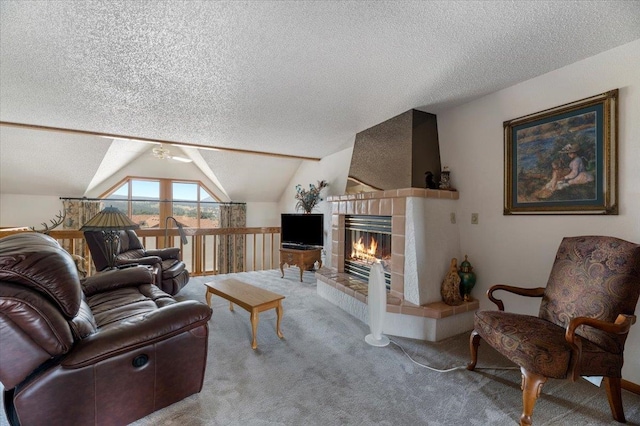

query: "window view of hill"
left=102, top=179, right=223, bottom=229
left=104, top=195, right=220, bottom=229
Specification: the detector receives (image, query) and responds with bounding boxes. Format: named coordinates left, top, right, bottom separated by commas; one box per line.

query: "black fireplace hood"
left=346, top=109, right=441, bottom=193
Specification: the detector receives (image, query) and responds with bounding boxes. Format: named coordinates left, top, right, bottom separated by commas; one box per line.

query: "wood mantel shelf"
left=326, top=187, right=458, bottom=202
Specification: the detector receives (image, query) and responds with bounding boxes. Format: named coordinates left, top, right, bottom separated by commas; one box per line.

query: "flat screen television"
left=281, top=213, right=324, bottom=249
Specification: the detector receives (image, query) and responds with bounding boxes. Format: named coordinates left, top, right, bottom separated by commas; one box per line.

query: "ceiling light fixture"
left=152, top=144, right=193, bottom=163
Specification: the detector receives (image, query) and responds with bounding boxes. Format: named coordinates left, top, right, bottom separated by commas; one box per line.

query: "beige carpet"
left=2, top=269, right=639, bottom=425
left=133, top=270, right=640, bottom=426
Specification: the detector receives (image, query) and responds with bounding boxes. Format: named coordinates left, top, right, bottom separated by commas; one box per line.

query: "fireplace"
left=316, top=188, right=479, bottom=342
left=314, top=110, right=478, bottom=342
left=344, top=215, right=392, bottom=290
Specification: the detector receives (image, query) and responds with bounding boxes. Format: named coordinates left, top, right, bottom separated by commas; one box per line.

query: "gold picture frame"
left=504, top=89, right=618, bottom=215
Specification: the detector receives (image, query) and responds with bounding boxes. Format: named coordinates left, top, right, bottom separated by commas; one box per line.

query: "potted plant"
left=295, top=180, right=329, bottom=213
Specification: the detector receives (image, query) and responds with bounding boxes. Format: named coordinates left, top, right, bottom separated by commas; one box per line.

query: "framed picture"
left=504, top=89, right=618, bottom=215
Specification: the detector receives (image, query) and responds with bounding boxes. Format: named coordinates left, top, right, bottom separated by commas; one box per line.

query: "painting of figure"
left=503, top=90, right=617, bottom=215
left=516, top=111, right=597, bottom=203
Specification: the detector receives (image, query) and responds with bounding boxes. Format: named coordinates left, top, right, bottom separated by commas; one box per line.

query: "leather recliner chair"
left=84, top=229, right=190, bottom=295
left=0, top=232, right=212, bottom=426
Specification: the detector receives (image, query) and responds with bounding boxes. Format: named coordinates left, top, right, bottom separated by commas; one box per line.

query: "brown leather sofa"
left=84, top=229, right=190, bottom=295
left=0, top=232, right=212, bottom=426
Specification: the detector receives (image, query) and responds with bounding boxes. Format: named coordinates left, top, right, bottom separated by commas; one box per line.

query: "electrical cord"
left=389, top=338, right=518, bottom=373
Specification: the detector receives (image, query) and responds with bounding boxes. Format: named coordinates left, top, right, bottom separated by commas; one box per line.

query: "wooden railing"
left=0, top=227, right=281, bottom=277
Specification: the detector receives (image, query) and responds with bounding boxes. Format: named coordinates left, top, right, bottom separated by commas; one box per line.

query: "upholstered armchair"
left=467, top=236, right=640, bottom=426
left=84, top=229, right=189, bottom=295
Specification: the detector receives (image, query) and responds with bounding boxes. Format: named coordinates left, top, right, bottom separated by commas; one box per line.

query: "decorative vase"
left=441, top=258, right=463, bottom=306
left=295, top=180, right=328, bottom=213
left=458, top=255, right=476, bottom=302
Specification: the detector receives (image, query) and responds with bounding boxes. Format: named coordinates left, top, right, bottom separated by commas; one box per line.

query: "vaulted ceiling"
left=2, top=1, right=639, bottom=201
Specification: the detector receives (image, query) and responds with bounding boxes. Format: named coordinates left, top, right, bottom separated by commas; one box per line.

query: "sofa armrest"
left=146, top=247, right=180, bottom=260
left=116, top=256, right=162, bottom=267
left=61, top=301, right=212, bottom=368
left=81, top=267, right=154, bottom=296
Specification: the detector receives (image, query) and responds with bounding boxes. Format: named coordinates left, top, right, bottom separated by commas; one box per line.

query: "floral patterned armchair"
left=467, top=236, right=640, bottom=426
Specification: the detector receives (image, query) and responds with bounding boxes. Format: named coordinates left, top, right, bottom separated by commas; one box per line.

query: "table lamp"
left=80, top=206, right=140, bottom=269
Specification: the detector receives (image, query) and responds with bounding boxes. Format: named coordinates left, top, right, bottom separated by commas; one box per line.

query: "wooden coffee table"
left=204, top=278, right=285, bottom=350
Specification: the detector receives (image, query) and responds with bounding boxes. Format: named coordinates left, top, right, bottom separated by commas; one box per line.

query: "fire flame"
left=351, top=237, right=379, bottom=263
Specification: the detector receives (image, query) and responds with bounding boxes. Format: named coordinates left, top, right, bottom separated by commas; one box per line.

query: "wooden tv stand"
left=280, top=247, right=322, bottom=282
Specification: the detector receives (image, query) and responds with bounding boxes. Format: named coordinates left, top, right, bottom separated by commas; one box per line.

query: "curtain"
left=218, top=203, right=246, bottom=274
left=62, top=199, right=103, bottom=276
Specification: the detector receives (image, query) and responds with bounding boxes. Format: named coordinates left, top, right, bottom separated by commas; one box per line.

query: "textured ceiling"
left=1, top=1, right=640, bottom=200
left=0, top=126, right=112, bottom=195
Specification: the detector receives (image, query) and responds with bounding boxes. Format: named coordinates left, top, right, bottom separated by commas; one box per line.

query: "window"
left=171, top=181, right=219, bottom=228
left=132, top=180, right=160, bottom=228
left=105, top=182, right=129, bottom=215
left=102, top=178, right=219, bottom=229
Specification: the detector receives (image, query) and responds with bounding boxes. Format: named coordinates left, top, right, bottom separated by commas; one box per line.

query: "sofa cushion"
left=0, top=232, right=81, bottom=318
left=70, top=299, right=98, bottom=339
left=87, top=284, right=176, bottom=329
left=474, top=311, right=571, bottom=378
left=81, top=267, right=154, bottom=296
left=474, top=310, right=623, bottom=378
left=119, top=230, right=145, bottom=251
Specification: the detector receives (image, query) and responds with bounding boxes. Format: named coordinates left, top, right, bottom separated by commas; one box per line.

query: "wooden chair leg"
left=520, top=367, right=547, bottom=426
left=467, top=330, right=481, bottom=371
left=604, top=377, right=626, bottom=423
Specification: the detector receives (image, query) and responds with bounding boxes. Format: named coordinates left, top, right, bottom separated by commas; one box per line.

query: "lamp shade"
left=80, top=206, right=140, bottom=231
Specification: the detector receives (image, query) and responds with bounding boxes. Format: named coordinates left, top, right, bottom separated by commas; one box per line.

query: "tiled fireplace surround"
left=315, top=188, right=479, bottom=342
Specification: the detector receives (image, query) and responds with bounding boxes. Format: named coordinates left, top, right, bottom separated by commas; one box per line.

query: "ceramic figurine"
left=425, top=171, right=437, bottom=189
left=439, top=166, right=451, bottom=190
left=441, top=258, right=463, bottom=306
left=458, top=255, right=476, bottom=301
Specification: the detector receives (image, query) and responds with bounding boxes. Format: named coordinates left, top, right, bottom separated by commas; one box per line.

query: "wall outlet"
left=471, top=213, right=479, bottom=225
left=450, top=212, right=456, bottom=224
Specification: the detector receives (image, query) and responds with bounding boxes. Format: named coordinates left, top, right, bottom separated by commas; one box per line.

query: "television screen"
left=281, top=214, right=324, bottom=249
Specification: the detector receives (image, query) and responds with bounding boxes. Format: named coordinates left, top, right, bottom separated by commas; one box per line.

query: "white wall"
left=437, top=39, right=640, bottom=383
left=85, top=151, right=230, bottom=201
left=0, top=194, right=63, bottom=228
left=246, top=202, right=280, bottom=227
left=278, top=146, right=353, bottom=213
